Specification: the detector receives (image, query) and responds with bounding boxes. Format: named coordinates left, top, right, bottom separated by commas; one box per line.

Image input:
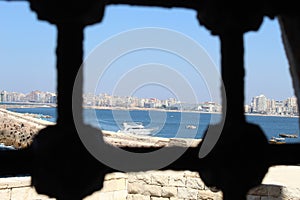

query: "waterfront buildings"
left=0, top=90, right=298, bottom=116
left=0, top=90, right=57, bottom=104
left=248, top=94, right=298, bottom=116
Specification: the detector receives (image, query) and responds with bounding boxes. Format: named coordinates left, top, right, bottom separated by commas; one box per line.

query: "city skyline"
left=0, top=3, right=295, bottom=104
left=0, top=88, right=296, bottom=102
left=0, top=89, right=297, bottom=104
left=0, top=90, right=298, bottom=116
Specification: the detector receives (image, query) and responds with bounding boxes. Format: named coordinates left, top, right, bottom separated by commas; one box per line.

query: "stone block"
left=0, top=177, right=31, bottom=189
left=151, top=174, right=169, bottom=186
left=127, top=182, right=147, bottom=194
left=84, top=190, right=103, bottom=200
left=177, top=187, right=198, bottom=199
left=129, top=173, right=152, bottom=184
left=11, top=186, right=51, bottom=200
left=151, top=197, right=169, bottom=200
left=184, top=171, right=200, bottom=178
left=246, top=195, right=261, bottom=200
left=169, top=175, right=186, bottom=187
left=0, top=189, right=11, bottom=200
left=105, top=172, right=128, bottom=181
left=170, top=198, right=184, bottom=200
left=198, top=190, right=222, bottom=200
left=113, top=190, right=128, bottom=200
left=267, top=185, right=283, bottom=197
left=128, top=182, right=162, bottom=196
left=127, top=194, right=151, bottom=200
left=144, top=185, right=162, bottom=197
left=101, top=178, right=127, bottom=192
left=261, top=197, right=281, bottom=200
left=186, top=178, right=204, bottom=190
left=249, top=185, right=268, bottom=196
left=97, top=191, right=115, bottom=200
left=161, top=186, right=177, bottom=198
left=281, top=187, right=300, bottom=199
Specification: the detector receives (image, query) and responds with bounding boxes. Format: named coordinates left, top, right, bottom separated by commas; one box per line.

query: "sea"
left=5, top=107, right=300, bottom=143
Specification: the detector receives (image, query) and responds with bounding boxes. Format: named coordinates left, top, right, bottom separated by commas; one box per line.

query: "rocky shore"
left=0, top=108, right=54, bottom=148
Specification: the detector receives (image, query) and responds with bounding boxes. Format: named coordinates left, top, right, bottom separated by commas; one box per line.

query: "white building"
left=252, top=94, right=268, bottom=113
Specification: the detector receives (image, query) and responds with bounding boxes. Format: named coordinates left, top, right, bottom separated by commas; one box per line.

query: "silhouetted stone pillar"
left=196, top=2, right=268, bottom=200
left=219, top=31, right=247, bottom=200
left=56, top=24, right=84, bottom=125
left=220, top=32, right=245, bottom=124
left=29, top=0, right=105, bottom=125
left=279, top=16, right=300, bottom=129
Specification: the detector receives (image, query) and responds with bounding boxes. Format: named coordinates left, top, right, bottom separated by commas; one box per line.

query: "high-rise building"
left=0, top=90, right=7, bottom=102
left=251, top=94, right=268, bottom=113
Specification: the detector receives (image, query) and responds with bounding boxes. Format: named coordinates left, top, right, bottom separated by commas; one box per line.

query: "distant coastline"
left=85, top=106, right=300, bottom=118
left=1, top=103, right=299, bottom=118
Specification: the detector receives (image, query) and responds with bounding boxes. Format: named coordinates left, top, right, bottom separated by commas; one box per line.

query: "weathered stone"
left=133, top=173, right=152, bottom=184
left=198, top=190, right=222, bottom=200
left=105, top=172, right=128, bottom=181
left=261, top=197, right=281, bottom=200
left=96, top=191, right=115, bottom=200
left=281, top=187, right=300, bottom=199
left=127, top=194, right=151, bottom=200
left=151, top=197, right=169, bottom=200
left=127, top=182, right=147, bottom=195
left=169, top=175, right=186, bottom=187
left=177, top=187, right=198, bottom=199
left=84, top=191, right=102, bottom=200
left=161, top=186, right=177, bottom=198
left=0, top=177, right=31, bottom=189
left=151, top=173, right=169, bottom=186
left=0, top=109, right=52, bottom=148
left=101, top=178, right=127, bottom=192
left=246, top=195, right=261, bottom=200
left=170, top=198, right=184, bottom=200
left=267, top=185, right=283, bottom=197
left=249, top=185, right=269, bottom=196
left=144, top=185, right=162, bottom=197
left=113, top=190, right=128, bottom=200
left=184, top=171, right=200, bottom=178
left=0, top=189, right=11, bottom=200
left=186, top=177, right=204, bottom=190
left=11, top=186, right=51, bottom=200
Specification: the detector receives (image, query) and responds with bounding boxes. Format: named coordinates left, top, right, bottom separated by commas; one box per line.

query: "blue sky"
left=0, top=2, right=295, bottom=104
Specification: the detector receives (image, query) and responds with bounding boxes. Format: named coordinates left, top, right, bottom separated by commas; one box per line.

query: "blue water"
left=7, top=107, right=300, bottom=143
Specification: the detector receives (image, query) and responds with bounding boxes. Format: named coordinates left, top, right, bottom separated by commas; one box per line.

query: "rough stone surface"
left=0, top=109, right=49, bottom=148
left=1, top=171, right=300, bottom=200
left=198, top=190, right=223, bottom=200
left=169, top=174, right=186, bottom=187
left=0, top=189, right=11, bottom=200
left=101, top=179, right=127, bottom=192
left=247, top=195, right=261, bottom=200
left=161, top=186, right=177, bottom=198
left=186, top=177, right=205, bottom=190
left=151, top=173, right=169, bottom=186
left=127, top=194, right=151, bottom=200
left=177, top=187, right=198, bottom=199
left=11, top=186, right=52, bottom=200
left=0, top=177, right=31, bottom=189
left=150, top=197, right=169, bottom=200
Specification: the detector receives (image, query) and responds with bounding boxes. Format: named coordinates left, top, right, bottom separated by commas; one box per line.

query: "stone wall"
left=127, top=171, right=222, bottom=200
left=1, top=171, right=299, bottom=200
left=0, top=177, right=54, bottom=200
